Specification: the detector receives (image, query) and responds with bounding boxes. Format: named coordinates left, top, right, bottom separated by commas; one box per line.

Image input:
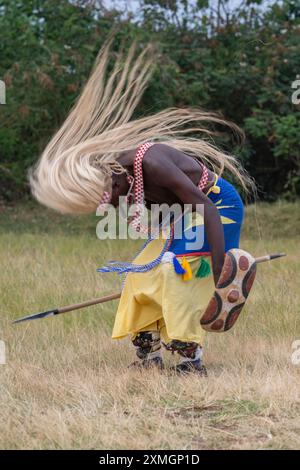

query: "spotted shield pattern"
left=200, top=249, right=257, bottom=332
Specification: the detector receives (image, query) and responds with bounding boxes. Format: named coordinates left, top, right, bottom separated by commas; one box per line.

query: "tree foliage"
left=0, top=0, right=299, bottom=201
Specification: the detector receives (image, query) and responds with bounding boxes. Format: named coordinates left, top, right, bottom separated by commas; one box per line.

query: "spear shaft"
left=12, top=252, right=285, bottom=325
left=12, top=292, right=121, bottom=324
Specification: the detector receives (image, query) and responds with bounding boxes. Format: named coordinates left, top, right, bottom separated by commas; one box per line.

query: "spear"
left=12, top=252, right=286, bottom=325
left=12, top=292, right=121, bottom=324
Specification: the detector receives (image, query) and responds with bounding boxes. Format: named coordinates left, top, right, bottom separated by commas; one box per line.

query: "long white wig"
left=29, top=36, right=252, bottom=214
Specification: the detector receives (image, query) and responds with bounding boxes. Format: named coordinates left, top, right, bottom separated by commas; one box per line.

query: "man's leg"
left=164, top=340, right=207, bottom=375
left=129, top=322, right=164, bottom=369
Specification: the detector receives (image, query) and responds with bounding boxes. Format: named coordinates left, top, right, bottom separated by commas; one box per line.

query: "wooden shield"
left=200, top=249, right=257, bottom=332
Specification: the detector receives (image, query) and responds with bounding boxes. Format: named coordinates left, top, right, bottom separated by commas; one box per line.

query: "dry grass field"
left=0, top=200, right=299, bottom=449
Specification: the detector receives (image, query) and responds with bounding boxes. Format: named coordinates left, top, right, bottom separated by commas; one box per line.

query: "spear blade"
left=12, top=309, right=59, bottom=324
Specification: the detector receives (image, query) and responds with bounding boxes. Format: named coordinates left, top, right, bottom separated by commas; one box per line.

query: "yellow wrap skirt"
left=110, top=175, right=244, bottom=345
left=112, top=237, right=215, bottom=345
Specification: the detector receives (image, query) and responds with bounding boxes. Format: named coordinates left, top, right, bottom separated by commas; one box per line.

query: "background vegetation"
left=0, top=201, right=299, bottom=449
left=0, top=0, right=299, bottom=204
left=1, top=1, right=300, bottom=449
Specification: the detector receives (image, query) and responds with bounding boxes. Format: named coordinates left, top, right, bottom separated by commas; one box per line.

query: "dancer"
left=30, top=38, right=252, bottom=374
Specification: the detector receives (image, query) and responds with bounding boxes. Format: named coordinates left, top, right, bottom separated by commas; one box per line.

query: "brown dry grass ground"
left=0, top=200, right=299, bottom=449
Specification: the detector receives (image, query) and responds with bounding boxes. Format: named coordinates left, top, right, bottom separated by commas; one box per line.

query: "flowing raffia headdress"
left=29, top=35, right=253, bottom=214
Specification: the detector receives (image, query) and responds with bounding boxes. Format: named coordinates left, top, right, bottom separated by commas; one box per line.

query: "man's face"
left=110, top=173, right=128, bottom=208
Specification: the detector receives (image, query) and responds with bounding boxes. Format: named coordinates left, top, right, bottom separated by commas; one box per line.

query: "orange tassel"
left=181, top=257, right=193, bottom=281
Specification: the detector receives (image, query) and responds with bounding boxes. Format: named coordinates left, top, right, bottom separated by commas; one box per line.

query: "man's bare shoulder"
left=143, top=143, right=176, bottom=170
left=142, top=143, right=185, bottom=187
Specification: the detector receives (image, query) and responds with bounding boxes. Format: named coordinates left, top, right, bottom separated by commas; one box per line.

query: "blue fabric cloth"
left=170, top=176, right=244, bottom=256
